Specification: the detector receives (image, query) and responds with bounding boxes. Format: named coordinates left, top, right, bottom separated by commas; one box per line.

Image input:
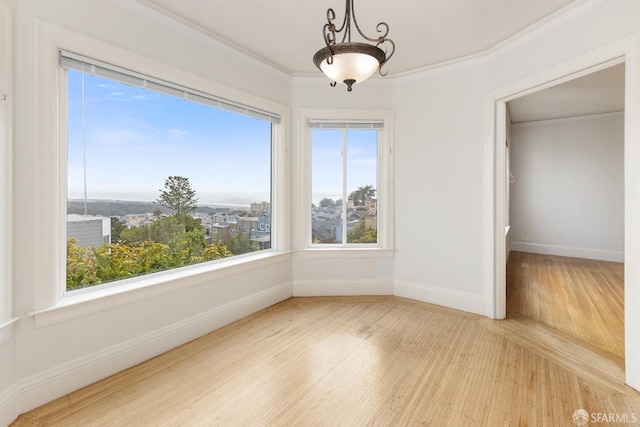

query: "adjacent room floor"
left=507, top=251, right=624, bottom=359
left=11, top=295, right=639, bottom=426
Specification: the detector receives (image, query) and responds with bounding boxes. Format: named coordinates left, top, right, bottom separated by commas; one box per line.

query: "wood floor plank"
left=11, top=296, right=640, bottom=426
left=507, top=251, right=624, bottom=359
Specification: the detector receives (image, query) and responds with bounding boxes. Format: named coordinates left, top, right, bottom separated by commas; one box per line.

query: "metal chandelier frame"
left=313, top=0, right=395, bottom=91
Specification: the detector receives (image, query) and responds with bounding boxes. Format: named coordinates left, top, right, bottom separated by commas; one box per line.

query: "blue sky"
left=311, top=129, right=378, bottom=206
left=67, top=70, right=377, bottom=207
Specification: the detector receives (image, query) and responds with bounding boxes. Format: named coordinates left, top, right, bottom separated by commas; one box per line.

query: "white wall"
left=509, top=113, right=624, bottom=261
left=392, top=60, right=489, bottom=315
left=1, top=0, right=293, bottom=425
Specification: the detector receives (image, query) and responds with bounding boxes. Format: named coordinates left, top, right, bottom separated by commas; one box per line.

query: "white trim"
left=487, top=38, right=632, bottom=320
left=394, top=281, right=486, bottom=316
left=623, top=32, right=640, bottom=392
left=0, top=318, right=17, bottom=345
left=31, top=252, right=292, bottom=328
left=511, top=242, right=624, bottom=263
left=486, top=35, right=640, bottom=391
left=0, top=0, right=12, bottom=342
left=2, top=281, right=292, bottom=423
left=297, top=108, right=395, bottom=252
left=511, top=110, right=624, bottom=126
left=293, top=279, right=393, bottom=297
left=295, top=248, right=395, bottom=260
left=32, top=20, right=290, bottom=315
left=0, top=383, right=19, bottom=427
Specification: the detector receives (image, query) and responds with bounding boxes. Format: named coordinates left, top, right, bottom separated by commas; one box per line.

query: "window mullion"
left=342, top=129, right=348, bottom=244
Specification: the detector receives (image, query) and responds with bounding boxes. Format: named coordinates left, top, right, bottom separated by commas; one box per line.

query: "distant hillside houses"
left=67, top=202, right=272, bottom=250
left=311, top=199, right=376, bottom=243
left=204, top=212, right=271, bottom=250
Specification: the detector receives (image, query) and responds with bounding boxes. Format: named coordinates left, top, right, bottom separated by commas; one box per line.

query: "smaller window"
left=310, top=121, right=381, bottom=246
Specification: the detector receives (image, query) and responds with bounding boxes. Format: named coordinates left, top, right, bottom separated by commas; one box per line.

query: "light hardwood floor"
left=12, top=296, right=640, bottom=426
left=507, top=251, right=624, bottom=359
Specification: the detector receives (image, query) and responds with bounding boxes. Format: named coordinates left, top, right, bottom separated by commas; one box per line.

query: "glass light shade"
left=319, top=52, right=380, bottom=85
left=313, top=42, right=386, bottom=90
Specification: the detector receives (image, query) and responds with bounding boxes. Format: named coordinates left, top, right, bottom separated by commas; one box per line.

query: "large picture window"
left=310, top=122, right=381, bottom=245
left=62, top=51, right=277, bottom=291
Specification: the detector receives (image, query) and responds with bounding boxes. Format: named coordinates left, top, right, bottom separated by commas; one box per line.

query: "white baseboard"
left=0, top=384, right=18, bottom=427
left=0, top=281, right=292, bottom=425
left=394, top=281, right=486, bottom=315
left=511, top=242, right=624, bottom=262
left=293, top=279, right=394, bottom=297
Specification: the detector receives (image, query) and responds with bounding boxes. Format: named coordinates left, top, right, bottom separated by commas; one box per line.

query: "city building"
left=66, top=214, right=111, bottom=248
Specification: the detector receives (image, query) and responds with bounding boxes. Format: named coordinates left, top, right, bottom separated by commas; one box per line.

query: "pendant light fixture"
left=313, top=0, right=395, bottom=92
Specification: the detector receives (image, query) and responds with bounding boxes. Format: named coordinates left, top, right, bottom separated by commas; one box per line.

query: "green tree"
left=174, top=213, right=203, bottom=233
left=67, top=238, right=98, bottom=289
left=227, top=232, right=259, bottom=255
left=319, top=197, right=335, bottom=208
left=348, top=185, right=375, bottom=206
left=200, top=242, right=233, bottom=261
left=151, top=216, right=186, bottom=245
left=156, top=175, right=198, bottom=216
left=92, top=241, right=172, bottom=282
left=120, top=223, right=153, bottom=243
left=67, top=224, right=234, bottom=290
left=167, top=228, right=206, bottom=266
left=347, top=220, right=377, bottom=243
left=110, top=217, right=126, bottom=244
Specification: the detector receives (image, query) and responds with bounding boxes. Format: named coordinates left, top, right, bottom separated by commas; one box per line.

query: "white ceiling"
left=138, top=0, right=624, bottom=122
left=508, top=63, right=625, bottom=123
left=140, top=0, right=578, bottom=76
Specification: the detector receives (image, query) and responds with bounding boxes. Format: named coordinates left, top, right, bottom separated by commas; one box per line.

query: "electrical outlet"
left=521, top=236, right=529, bottom=241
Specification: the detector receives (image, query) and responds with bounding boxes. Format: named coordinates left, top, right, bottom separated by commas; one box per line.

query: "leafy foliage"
left=347, top=220, right=377, bottom=243
left=109, top=217, right=126, bottom=244
left=66, top=238, right=98, bottom=288
left=319, top=197, right=335, bottom=208
left=227, top=231, right=260, bottom=255
left=155, top=175, right=198, bottom=216
left=66, top=237, right=233, bottom=290
left=66, top=176, right=259, bottom=290
left=348, top=185, right=375, bottom=206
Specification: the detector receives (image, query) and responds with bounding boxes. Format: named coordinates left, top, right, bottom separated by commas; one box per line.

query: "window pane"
left=346, top=129, right=377, bottom=243
left=311, top=129, right=343, bottom=244
left=311, top=127, right=378, bottom=246
left=66, top=69, right=272, bottom=291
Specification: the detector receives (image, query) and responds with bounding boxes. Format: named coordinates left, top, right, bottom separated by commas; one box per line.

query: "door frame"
left=485, top=35, right=640, bottom=391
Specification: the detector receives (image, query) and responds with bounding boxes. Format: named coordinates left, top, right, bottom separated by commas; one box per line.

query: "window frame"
left=0, top=0, right=17, bottom=344
left=30, top=22, right=289, bottom=327
left=299, top=109, right=394, bottom=252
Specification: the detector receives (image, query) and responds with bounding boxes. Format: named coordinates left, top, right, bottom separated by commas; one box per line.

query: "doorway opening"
left=504, top=64, right=625, bottom=361
left=488, top=43, right=640, bottom=390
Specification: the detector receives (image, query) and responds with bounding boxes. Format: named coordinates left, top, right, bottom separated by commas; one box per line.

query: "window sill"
left=30, top=251, right=292, bottom=328
left=0, top=317, right=18, bottom=345
left=297, top=248, right=395, bottom=259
